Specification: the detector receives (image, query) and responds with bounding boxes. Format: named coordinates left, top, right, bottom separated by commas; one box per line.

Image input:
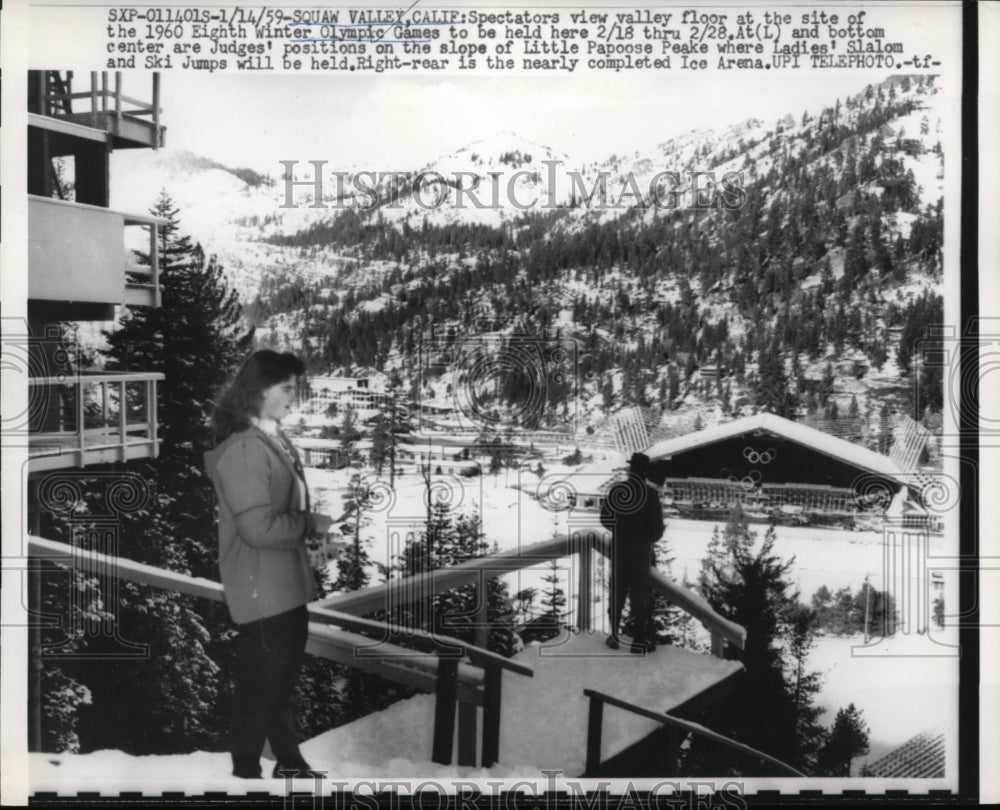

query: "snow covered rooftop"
left=644, top=413, right=905, bottom=482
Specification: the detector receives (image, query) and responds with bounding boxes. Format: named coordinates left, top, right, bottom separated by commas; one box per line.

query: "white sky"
left=155, top=70, right=890, bottom=173
left=28, top=1, right=961, bottom=174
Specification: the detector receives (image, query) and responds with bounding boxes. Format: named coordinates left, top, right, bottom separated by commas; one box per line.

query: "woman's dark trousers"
left=230, top=605, right=309, bottom=777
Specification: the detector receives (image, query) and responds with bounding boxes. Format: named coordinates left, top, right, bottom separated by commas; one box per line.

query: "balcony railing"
left=28, top=371, right=163, bottom=471
left=583, top=688, right=805, bottom=777
left=31, top=71, right=164, bottom=149
left=29, top=195, right=164, bottom=310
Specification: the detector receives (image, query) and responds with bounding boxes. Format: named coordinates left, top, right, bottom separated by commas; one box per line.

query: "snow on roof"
left=644, top=412, right=905, bottom=481
left=862, top=729, right=946, bottom=778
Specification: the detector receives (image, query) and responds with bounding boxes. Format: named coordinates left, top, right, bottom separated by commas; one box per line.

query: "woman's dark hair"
left=211, top=350, right=306, bottom=443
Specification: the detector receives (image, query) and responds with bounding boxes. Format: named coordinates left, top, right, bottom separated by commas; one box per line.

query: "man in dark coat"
left=600, top=452, right=666, bottom=653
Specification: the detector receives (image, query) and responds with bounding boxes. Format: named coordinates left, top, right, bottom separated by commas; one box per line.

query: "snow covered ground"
left=809, top=633, right=958, bottom=767
left=29, top=460, right=957, bottom=792
left=302, top=630, right=742, bottom=778
left=308, top=458, right=958, bottom=756
left=29, top=748, right=525, bottom=795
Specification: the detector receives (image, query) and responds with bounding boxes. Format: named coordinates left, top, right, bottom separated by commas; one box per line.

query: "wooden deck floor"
left=303, top=630, right=743, bottom=775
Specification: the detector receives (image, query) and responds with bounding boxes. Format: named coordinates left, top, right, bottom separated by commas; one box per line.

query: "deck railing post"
left=481, top=665, right=502, bottom=768
left=474, top=574, right=489, bottom=650
left=710, top=631, right=724, bottom=658
left=584, top=693, right=604, bottom=775
left=152, top=73, right=161, bottom=148
left=76, top=377, right=86, bottom=460
left=150, top=223, right=161, bottom=307
left=431, top=656, right=459, bottom=765
left=118, top=379, right=127, bottom=461
left=457, top=701, right=477, bottom=767
left=148, top=378, right=158, bottom=457
left=576, top=536, right=592, bottom=631
left=90, top=71, right=98, bottom=121
left=114, top=72, right=122, bottom=126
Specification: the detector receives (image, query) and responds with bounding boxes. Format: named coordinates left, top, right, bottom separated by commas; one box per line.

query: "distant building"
left=643, top=412, right=928, bottom=527
left=307, top=533, right=351, bottom=568
left=396, top=440, right=480, bottom=476
left=292, top=437, right=372, bottom=468
left=305, top=376, right=389, bottom=414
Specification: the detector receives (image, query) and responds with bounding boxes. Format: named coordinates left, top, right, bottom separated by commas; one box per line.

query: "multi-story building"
left=304, top=376, right=389, bottom=415
left=25, top=71, right=166, bottom=752
left=27, top=71, right=166, bottom=474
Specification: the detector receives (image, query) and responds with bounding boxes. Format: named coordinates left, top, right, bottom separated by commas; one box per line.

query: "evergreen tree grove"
left=692, top=506, right=827, bottom=773
left=42, top=191, right=251, bottom=755
left=103, top=189, right=253, bottom=579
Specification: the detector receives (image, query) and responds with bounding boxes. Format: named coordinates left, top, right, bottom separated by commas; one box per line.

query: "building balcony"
left=29, top=71, right=165, bottom=150
left=29, top=195, right=165, bottom=319
left=27, top=371, right=164, bottom=472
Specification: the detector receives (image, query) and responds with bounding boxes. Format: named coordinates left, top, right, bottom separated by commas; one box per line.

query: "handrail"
left=42, top=72, right=157, bottom=116
left=583, top=688, right=805, bottom=777
left=589, top=532, right=746, bottom=650
left=321, top=532, right=596, bottom=615
left=27, top=534, right=529, bottom=767
left=27, top=535, right=487, bottom=693
left=28, top=193, right=169, bottom=225
left=26, top=535, right=531, bottom=677
left=58, top=90, right=152, bottom=110
left=322, top=530, right=746, bottom=651
left=308, top=605, right=533, bottom=677
left=29, top=371, right=165, bottom=386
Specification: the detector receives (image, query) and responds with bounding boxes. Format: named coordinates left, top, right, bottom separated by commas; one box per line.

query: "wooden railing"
left=123, top=210, right=164, bottom=307
left=28, top=371, right=164, bottom=471
left=322, top=530, right=746, bottom=654
left=317, top=528, right=745, bottom=769
left=26, top=535, right=531, bottom=768
left=38, top=71, right=162, bottom=147
left=583, top=689, right=805, bottom=777
left=28, top=525, right=747, bottom=767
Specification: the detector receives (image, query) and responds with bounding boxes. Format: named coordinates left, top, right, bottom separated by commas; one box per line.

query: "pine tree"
left=693, top=507, right=826, bottom=773
left=785, top=603, right=827, bottom=771
left=335, top=473, right=372, bottom=592
left=47, top=191, right=252, bottom=754
left=755, top=342, right=796, bottom=418
left=392, top=503, right=518, bottom=655
left=878, top=404, right=895, bottom=455
left=102, top=190, right=252, bottom=578
left=817, top=704, right=870, bottom=776
left=339, top=404, right=361, bottom=463
left=385, top=368, right=414, bottom=488
left=368, top=411, right=391, bottom=478
left=534, top=559, right=569, bottom=641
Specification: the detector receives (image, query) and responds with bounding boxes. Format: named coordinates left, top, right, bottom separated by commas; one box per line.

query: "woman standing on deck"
left=205, top=350, right=332, bottom=779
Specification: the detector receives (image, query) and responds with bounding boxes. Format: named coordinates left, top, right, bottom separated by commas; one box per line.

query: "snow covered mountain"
left=108, top=75, right=946, bottom=439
